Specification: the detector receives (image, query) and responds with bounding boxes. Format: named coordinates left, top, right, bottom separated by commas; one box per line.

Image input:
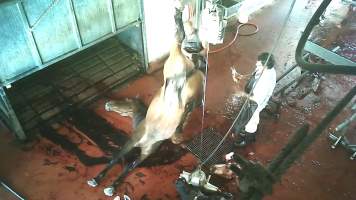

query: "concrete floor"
left=1, top=0, right=355, bottom=199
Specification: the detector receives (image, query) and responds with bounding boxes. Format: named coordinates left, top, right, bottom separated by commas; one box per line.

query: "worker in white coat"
left=234, top=52, right=277, bottom=147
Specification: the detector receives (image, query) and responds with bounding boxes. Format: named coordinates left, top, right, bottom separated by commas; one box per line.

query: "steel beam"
left=305, top=41, right=356, bottom=66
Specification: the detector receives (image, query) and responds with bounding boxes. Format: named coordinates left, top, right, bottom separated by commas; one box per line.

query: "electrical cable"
left=198, top=42, right=210, bottom=166
left=208, top=22, right=259, bottom=54
left=237, top=23, right=259, bottom=36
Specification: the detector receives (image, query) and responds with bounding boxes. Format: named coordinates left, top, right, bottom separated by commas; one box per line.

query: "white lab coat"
left=244, top=65, right=276, bottom=133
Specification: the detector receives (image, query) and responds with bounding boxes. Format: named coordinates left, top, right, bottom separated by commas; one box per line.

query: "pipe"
left=0, top=179, right=26, bottom=200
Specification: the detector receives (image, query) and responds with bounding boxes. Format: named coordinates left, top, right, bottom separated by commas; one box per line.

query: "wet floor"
left=1, top=0, right=356, bottom=200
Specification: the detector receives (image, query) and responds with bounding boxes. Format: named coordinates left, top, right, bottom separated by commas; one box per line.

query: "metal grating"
left=186, top=128, right=234, bottom=167
left=5, top=37, right=142, bottom=132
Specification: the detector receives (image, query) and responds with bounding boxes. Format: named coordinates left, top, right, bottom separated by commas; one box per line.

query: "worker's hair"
left=257, top=52, right=275, bottom=69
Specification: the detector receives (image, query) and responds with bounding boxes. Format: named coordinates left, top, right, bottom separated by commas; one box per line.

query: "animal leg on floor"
left=103, top=142, right=162, bottom=196
left=87, top=141, right=135, bottom=187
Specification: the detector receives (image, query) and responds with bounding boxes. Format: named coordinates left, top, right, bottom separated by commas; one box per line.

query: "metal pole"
left=0, top=87, right=26, bottom=140
left=137, top=0, right=149, bottom=71
left=107, top=0, right=117, bottom=33
left=0, top=179, right=26, bottom=200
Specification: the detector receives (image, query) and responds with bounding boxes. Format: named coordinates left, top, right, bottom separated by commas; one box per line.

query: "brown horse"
left=87, top=9, right=205, bottom=196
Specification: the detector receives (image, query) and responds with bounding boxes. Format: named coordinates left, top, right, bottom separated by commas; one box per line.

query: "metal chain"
left=200, top=0, right=298, bottom=166
left=27, top=0, right=62, bottom=31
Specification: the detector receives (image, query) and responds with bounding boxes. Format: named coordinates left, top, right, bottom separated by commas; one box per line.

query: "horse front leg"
left=87, top=141, right=135, bottom=187
left=103, top=142, right=163, bottom=196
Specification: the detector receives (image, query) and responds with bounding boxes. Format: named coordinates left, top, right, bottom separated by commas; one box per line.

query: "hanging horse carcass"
left=86, top=9, right=205, bottom=196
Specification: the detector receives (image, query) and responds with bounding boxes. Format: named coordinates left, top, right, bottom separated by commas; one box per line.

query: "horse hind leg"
left=87, top=141, right=135, bottom=187
left=105, top=98, right=147, bottom=129
left=103, top=142, right=162, bottom=196
left=171, top=101, right=196, bottom=144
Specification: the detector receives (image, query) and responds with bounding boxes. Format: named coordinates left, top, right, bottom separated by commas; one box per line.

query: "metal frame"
left=67, top=0, right=83, bottom=48
left=10, top=40, right=140, bottom=131
left=295, top=0, right=356, bottom=75
left=107, top=0, right=117, bottom=33
left=328, top=112, right=356, bottom=160
left=1, top=0, right=148, bottom=87
left=304, top=41, right=356, bottom=66
left=138, top=0, right=149, bottom=70
left=1, top=20, right=142, bottom=88
left=0, top=87, right=26, bottom=140
left=0, top=0, right=148, bottom=140
left=16, top=2, right=43, bottom=66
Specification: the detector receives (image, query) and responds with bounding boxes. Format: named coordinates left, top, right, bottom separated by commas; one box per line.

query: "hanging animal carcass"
left=87, top=9, right=205, bottom=196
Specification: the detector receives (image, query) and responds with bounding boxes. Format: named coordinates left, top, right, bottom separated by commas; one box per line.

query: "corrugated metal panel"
left=113, top=0, right=140, bottom=28
left=0, top=0, right=147, bottom=140
left=0, top=0, right=146, bottom=85
left=72, top=0, right=112, bottom=45
left=22, top=0, right=78, bottom=62
left=0, top=4, right=37, bottom=82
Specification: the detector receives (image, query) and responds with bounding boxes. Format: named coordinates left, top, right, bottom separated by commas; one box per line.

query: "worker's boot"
left=234, top=132, right=256, bottom=147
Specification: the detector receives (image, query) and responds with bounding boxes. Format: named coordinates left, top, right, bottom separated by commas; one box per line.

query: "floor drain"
left=186, top=128, right=234, bottom=167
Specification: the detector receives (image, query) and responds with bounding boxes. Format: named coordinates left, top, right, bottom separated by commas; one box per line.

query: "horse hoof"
left=105, top=102, right=113, bottom=111
left=87, top=179, right=98, bottom=187
left=104, top=186, right=115, bottom=196
left=171, top=135, right=184, bottom=144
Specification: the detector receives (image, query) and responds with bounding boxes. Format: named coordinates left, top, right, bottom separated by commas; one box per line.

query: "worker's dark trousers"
left=233, top=99, right=258, bottom=135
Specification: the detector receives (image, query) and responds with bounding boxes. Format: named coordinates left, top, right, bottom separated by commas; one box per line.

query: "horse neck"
left=164, top=42, right=194, bottom=78
left=170, top=41, right=182, bottom=57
